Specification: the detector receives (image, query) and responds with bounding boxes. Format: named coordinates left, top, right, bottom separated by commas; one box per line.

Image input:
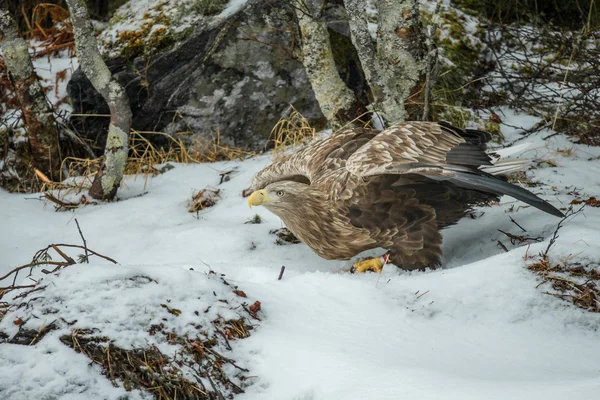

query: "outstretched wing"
left=343, top=122, right=563, bottom=217
left=345, top=122, right=472, bottom=176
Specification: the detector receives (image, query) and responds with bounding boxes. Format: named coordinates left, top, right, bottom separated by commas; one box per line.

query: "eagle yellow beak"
left=248, top=189, right=269, bottom=207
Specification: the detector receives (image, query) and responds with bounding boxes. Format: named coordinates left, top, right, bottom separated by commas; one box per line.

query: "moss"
left=106, top=1, right=193, bottom=60
left=0, top=128, right=37, bottom=193
left=485, top=121, right=504, bottom=143
left=439, top=106, right=474, bottom=128
left=112, top=17, right=174, bottom=60
left=0, top=128, right=8, bottom=149
left=435, top=37, right=482, bottom=104
left=426, top=8, right=487, bottom=108
left=190, top=0, right=228, bottom=16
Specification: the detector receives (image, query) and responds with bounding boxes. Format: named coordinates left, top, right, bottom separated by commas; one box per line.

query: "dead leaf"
left=249, top=301, right=261, bottom=314
left=191, top=341, right=205, bottom=355
left=161, top=304, right=182, bottom=316
left=490, top=114, right=502, bottom=123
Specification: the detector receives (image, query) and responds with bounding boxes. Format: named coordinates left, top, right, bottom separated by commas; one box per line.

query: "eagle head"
left=247, top=181, right=313, bottom=212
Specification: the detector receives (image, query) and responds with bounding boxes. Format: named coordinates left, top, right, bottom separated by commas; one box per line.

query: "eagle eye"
left=276, top=190, right=285, bottom=197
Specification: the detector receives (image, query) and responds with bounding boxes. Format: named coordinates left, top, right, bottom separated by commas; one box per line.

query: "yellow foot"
left=350, top=257, right=384, bottom=274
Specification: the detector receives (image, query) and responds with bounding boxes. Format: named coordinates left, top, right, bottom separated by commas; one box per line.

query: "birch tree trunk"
left=344, top=0, right=427, bottom=125
left=294, top=0, right=366, bottom=128
left=342, top=0, right=387, bottom=121
left=377, top=0, right=427, bottom=123
left=0, top=8, right=61, bottom=181
left=65, top=0, right=132, bottom=201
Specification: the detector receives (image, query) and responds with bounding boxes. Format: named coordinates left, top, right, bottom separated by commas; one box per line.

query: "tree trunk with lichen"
left=65, top=0, right=131, bottom=201
left=294, top=0, right=367, bottom=128
left=0, top=7, right=62, bottom=181
left=344, top=0, right=427, bottom=125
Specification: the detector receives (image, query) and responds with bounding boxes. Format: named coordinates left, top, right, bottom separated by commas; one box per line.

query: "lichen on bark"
left=377, top=0, right=427, bottom=123
left=344, top=0, right=428, bottom=125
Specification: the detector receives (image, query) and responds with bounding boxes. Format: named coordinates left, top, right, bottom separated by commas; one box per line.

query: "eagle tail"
left=446, top=171, right=564, bottom=217
left=481, top=141, right=534, bottom=175
left=479, top=158, right=531, bottom=175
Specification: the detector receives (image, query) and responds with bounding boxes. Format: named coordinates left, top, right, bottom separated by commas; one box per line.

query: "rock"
left=67, top=0, right=366, bottom=153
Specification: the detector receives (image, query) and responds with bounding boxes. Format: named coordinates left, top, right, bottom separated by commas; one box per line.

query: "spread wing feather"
left=342, top=122, right=562, bottom=217
left=250, top=128, right=376, bottom=191
left=345, top=122, right=465, bottom=177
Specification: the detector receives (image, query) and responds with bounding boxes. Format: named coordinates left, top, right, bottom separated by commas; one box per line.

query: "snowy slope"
left=1, top=113, right=600, bottom=399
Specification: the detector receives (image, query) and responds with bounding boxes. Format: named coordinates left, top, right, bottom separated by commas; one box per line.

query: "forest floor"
left=1, top=113, right=600, bottom=399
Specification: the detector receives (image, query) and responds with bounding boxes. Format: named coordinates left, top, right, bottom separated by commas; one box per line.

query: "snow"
left=2, top=117, right=600, bottom=398
left=2, top=0, right=600, bottom=398
left=0, top=336, right=149, bottom=400
left=218, top=0, right=250, bottom=19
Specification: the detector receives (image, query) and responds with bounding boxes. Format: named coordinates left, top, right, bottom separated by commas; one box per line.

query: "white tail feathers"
left=489, top=142, right=533, bottom=158
left=481, top=141, right=533, bottom=176
left=480, top=159, right=531, bottom=176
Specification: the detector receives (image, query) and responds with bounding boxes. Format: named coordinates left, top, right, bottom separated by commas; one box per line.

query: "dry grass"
left=33, top=129, right=253, bottom=206
left=59, top=321, right=253, bottom=399
left=126, top=129, right=254, bottom=176
left=268, top=106, right=375, bottom=160
left=570, top=197, right=600, bottom=207
left=527, top=256, right=600, bottom=313
left=524, top=205, right=599, bottom=313
left=25, top=4, right=75, bottom=59
left=268, top=106, right=317, bottom=158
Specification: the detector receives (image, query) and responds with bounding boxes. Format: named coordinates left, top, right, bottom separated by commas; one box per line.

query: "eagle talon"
left=351, top=257, right=384, bottom=274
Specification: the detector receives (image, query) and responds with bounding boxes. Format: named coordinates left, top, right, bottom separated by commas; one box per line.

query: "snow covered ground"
left=1, top=114, right=600, bottom=399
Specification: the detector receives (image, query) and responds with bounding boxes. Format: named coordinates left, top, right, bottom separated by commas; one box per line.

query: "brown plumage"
left=247, top=122, right=563, bottom=271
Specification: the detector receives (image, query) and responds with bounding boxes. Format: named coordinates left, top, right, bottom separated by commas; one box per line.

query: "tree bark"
left=377, top=0, right=427, bottom=123
left=65, top=0, right=131, bottom=201
left=294, top=0, right=367, bottom=128
left=0, top=8, right=62, bottom=181
left=343, top=0, right=385, bottom=107
left=344, top=0, right=428, bottom=125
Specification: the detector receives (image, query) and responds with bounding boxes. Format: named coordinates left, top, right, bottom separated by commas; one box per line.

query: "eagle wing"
left=343, top=122, right=562, bottom=217
left=345, top=122, right=469, bottom=177
left=251, top=127, right=378, bottom=191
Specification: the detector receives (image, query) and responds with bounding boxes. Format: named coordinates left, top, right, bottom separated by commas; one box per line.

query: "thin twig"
left=509, top=216, right=527, bottom=232
left=51, top=244, right=76, bottom=264
left=543, top=205, right=585, bottom=257
left=497, top=240, right=509, bottom=252
left=74, top=219, right=89, bottom=263
left=498, top=229, right=543, bottom=245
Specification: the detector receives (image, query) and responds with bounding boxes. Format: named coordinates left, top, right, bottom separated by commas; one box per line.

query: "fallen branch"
left=498, top=229, right=543, bottom=245
left=0, top=233, right=118, bottom=300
